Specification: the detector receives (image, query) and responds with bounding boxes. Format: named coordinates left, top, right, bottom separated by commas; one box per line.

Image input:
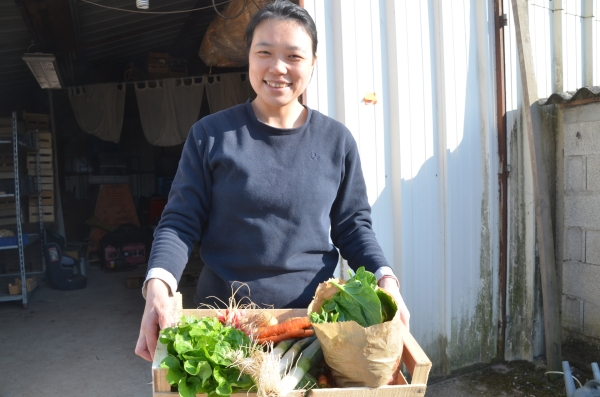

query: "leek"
left=279, top=336, right=316, bottom=376
left=280, top=338, right=323, bottom=395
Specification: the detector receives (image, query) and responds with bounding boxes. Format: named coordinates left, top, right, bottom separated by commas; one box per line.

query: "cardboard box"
left=148, top=52, right=170, bottom=79
left=8, top=277, right=36, bottom=295
left=152, top=306, right=431, bottom=397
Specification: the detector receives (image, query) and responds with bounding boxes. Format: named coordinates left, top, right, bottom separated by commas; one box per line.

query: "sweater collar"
left=244, top=99, right=312, bottom=135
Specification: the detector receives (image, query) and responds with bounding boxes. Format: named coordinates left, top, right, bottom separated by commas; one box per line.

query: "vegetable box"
left=151, top=306, right=431, bottom=397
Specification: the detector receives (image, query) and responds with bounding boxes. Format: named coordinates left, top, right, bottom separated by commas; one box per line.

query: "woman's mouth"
left=265, top=81, right=291, bottom=88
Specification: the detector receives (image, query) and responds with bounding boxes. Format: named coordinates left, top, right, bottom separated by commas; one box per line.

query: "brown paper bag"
left=307, top=279, right=404, bottom=388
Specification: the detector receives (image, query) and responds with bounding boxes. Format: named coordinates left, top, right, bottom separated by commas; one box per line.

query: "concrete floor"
left=0, top=264, right=569, bottom=397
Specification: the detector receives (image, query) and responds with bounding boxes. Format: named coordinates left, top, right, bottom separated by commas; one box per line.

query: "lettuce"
left=159, top=316, right=254, bottom=397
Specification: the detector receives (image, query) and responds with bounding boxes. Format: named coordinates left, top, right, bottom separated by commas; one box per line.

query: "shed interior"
left=0, top=0, right=288, bottom=303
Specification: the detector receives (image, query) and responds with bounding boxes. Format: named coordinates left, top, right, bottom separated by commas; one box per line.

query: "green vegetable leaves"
left=312, top=267, right=398, bottom=327
left=159, top=316, right=254, bottom=397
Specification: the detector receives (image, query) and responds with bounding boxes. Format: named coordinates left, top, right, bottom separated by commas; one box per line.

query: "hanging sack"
left=198, top=0, right=269, bottom=67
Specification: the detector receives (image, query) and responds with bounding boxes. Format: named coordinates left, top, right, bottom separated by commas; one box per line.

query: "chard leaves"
left=314, top=266, right=398, bottom=327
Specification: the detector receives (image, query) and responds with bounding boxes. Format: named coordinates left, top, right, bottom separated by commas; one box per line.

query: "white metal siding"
left=305, top=0, right=499, bottom=374
left=305, top=0, right=598, bottom=374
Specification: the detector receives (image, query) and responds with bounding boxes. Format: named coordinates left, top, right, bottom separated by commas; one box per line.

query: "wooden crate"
left=0, top=152, right=14, bottom=179
left=0, top=197, right=17, bottom=225
left=148, top=52, right=170, bottom=79
left=23, top=112, right=50, bottom=131
left=28, top=190, right=54, bottom=206
left=0, top=118, right=25, bottom=137
left=27, top=148, right=53, bottom=172
left=29, top=205, right=54, bottom=223
left=152, top=305, right=431, bottom=397
left=8, top=277, right=36, bottom=295
left=36, top=132, right=52, bottom=149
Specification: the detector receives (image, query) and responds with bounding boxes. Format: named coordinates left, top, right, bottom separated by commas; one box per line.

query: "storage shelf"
left=0, top=113, right=46, bottom=307
left=0, top=233, right=40, bottom=251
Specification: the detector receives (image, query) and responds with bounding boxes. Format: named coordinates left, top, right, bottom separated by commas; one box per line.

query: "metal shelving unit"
left=0, top=111, right=45, bottom=308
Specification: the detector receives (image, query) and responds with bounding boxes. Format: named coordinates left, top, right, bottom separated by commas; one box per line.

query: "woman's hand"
left=378, top=277, right=410, bottom=331
left=135, top=278, right=174, bottom=362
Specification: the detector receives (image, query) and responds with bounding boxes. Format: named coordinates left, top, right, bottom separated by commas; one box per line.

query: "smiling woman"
left=135, top=0, right=410, bottom=364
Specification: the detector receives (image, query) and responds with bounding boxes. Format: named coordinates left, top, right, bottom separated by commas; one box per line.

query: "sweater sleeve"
left=329, top=137, right=390, bottom=274
left=147, top=123, right=212, bottom=283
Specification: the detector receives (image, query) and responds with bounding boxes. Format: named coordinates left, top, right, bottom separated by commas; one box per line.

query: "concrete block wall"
left=562, top=101, right=600, bottom=340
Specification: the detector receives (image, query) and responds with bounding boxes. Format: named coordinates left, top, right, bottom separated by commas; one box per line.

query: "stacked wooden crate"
left=24, top=112, right=55, bottom=223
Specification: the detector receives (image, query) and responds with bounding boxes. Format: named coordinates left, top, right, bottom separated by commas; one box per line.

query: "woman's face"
left=248, top=18, right=316, bottom=115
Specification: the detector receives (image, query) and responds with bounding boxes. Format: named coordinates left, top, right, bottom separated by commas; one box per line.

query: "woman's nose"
left=269, top=57, right=287, bottom=74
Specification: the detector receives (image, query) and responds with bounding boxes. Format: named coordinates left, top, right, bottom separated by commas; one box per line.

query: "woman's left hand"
left=378, top=277, right=410, bottom=331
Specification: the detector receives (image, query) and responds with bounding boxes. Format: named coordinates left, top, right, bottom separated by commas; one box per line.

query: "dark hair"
left=245, top=0, right=318, bottom=58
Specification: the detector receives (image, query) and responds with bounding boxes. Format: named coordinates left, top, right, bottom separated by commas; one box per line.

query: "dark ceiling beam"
left=168, top=0, right=216, bottom=57
left=14, top=0, right=42, bottom=50
left=15, top=0, right=77, bottom=54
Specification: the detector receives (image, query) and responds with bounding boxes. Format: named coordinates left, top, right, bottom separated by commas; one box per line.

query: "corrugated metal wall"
left=304, top=0, right=500, bottom=375
left=503, top=0, right=600, bottom=362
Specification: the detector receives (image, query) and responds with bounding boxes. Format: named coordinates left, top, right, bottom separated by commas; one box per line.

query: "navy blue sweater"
left=149, top=100, right=389, bottom=308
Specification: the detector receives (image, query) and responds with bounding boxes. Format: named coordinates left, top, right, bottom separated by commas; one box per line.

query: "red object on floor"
left=121, top=243, right=146, bottom=265
left=149, top=198, right=168, bottom=225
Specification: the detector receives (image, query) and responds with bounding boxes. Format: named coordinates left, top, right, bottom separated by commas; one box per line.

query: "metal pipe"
left=592, top=362, right=600, bottom=382
left=563, top=361, right=576, bottom=397
left=494, top=0, right=508, bottom=362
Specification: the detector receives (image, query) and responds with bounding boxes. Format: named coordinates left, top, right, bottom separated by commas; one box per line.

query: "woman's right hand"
left=135, top=278, right=174, bottom=362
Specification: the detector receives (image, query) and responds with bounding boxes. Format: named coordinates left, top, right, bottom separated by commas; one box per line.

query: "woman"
left=135, top=0, right=409, bottom=362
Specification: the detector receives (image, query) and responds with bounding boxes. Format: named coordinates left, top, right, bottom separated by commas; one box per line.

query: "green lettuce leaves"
left=309, top=267, right=398, bottom=327
left=159, top=316, right=254, bottom=397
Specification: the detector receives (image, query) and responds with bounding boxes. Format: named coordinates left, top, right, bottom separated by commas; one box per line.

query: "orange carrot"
left=257, top=316, right=312, bottom=338
left=317, top=374, right=329, bottom=388
left=257, top=328, right=315, bottom=344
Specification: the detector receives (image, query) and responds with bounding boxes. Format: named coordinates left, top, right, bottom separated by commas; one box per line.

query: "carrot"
left=257, top=316, right=312, bottom=338
left=317, top=373, right=329, bottom=388
left=257, top=328, right=315, bottom=344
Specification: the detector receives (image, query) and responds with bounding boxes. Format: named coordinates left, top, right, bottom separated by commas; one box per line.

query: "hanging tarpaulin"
left=135, top=77, right=205, bottom=146
left=198, top=0, right=270, bottom=67
left=68, top=83, right=126, bottom=143
left=205, top=72, right=255, bottom=114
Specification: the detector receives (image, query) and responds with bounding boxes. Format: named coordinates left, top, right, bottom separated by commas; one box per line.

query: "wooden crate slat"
left=28, top=168, right=53, bottom=177
left=23, top=112, right=50, bottom=130
left=0, top=208, right=17, bottom=217
left=28, top=191, right=54, bottom=206
left=38, top=132, right=52, bottom=148
left=29, top=214, right=55, bottom=223
left=29, top=202, right=55, bottom=222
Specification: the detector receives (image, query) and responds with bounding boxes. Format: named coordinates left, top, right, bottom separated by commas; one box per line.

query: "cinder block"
left=583, top=301, right=600, bottom=339
left=562, top=295, right=583, bottom=331
left=586, top=230, right=600, bottom=265
left=565, top=195, right=600, bottom=229
left=563, top=261, right=600, bottom=305
left=564, top=122, right=600, bottom=156
left=578, top=102, right=600, bottom=123
left=565, top=227, right=583, bottom=262
left=562, top=106, right=578, bottom=125
left=565, top=156, right=585, bottom=191
left=587, top=156, right=600, bottom=191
